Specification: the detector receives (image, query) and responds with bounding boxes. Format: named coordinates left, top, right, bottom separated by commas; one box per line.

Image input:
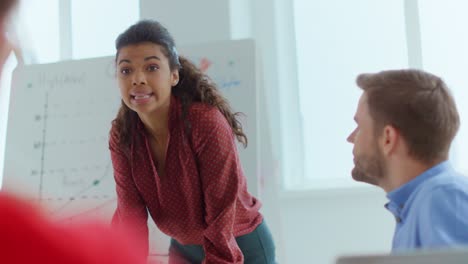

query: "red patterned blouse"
left=110, top=96, right=263, bottom=263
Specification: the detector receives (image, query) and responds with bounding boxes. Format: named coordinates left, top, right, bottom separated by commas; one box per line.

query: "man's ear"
left=381, top=125, right=399, bottom=156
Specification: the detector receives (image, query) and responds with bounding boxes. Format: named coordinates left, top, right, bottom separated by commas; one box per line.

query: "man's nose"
left=347, top=131, right=355, bottom=143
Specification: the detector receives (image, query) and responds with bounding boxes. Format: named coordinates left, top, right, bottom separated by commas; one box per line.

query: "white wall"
left=281, top=188, right=394, bottom=263
left=140, top=1, right=395, bottom=263
left=140, top=1, right=231, bottom=46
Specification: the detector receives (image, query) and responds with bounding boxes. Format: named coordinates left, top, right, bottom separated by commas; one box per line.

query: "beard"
left=351, top=149, right=385, bottom=186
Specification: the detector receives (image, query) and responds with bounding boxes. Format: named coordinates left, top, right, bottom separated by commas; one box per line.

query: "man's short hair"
left=356, top=69, right=460, bottom=163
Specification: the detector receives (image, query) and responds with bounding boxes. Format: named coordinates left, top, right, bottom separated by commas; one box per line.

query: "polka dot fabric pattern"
left=110, top=96, right=263, bottom=263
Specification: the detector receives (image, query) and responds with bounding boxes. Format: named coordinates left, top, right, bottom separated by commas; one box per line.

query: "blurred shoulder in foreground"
left=0, top=192, right=146, bottom=264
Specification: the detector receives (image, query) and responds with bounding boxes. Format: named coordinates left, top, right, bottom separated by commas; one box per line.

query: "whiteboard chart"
left=3, top=56, right=119, bottom=220
left=2, top=39, right=258, bottom=256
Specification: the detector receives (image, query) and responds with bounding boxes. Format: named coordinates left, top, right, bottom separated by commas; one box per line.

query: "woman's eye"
left=148, top=65, right=159, bottom=71
left=120, top=68, right=131, bottom=75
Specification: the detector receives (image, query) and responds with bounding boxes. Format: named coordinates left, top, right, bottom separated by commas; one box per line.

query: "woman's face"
left=116, top=42, right=179, bottom=117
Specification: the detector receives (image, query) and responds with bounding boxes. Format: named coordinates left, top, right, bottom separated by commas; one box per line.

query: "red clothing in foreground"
left=111, top=96, right=263, bottom=263
left=0, top=192, right=145, bottom=264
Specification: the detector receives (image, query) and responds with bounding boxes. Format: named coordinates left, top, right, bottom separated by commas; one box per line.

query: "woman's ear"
left=171, top=70, right=179, bottom=87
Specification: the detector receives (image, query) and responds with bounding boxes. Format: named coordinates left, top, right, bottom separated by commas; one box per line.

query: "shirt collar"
left=385, top=160, right=452, bottom=218
left=136, top=95, right=181, bottom=133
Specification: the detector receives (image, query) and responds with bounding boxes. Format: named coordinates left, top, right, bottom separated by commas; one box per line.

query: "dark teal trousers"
left=169, top=220, right=277, bottom=264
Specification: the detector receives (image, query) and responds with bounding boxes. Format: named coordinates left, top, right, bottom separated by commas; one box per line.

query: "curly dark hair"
left=112, top=20, right=247, bottom=154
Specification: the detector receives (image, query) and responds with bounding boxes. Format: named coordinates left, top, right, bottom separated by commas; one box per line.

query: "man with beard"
left=347, top=69, right=468, bottom=251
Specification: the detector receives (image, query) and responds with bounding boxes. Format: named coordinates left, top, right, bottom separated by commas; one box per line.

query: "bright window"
left=292, top=0, right=408, bottom=189
left=71, top=0, right=139, bottom=59
left=18, top=0, right=61, bottom=63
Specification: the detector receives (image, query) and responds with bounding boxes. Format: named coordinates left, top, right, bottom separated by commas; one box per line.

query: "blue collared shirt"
left=385, top=161, right=468, bottom=251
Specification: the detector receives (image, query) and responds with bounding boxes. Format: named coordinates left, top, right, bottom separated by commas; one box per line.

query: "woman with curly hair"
left=110, top=20, right=276, bottom=264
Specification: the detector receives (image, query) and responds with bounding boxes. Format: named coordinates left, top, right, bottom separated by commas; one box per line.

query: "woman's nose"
left=132, top=71, right=146, bottom=85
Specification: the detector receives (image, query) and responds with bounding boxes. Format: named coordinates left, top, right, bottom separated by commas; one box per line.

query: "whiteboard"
left=2, top=39, right=258, bottom=255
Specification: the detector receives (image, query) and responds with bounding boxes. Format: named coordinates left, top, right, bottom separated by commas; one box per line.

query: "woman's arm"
left=109, top=130, right=149, bottom=257
left=192, top=108, right=244, bottom=264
